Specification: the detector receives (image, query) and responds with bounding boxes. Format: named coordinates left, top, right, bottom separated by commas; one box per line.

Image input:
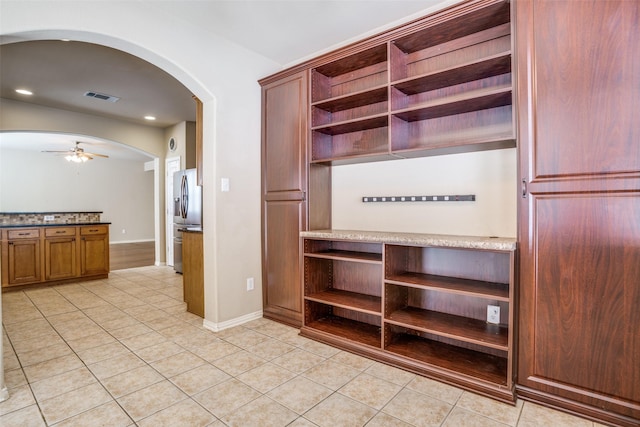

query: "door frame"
left=165, top=156, right=181, bottom=266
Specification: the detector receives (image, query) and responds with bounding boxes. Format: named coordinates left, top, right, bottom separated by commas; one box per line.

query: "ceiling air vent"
left=84, top=91, right=120, bottom=102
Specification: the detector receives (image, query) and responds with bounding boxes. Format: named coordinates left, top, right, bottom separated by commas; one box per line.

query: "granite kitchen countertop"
left=0, top=222, right=111, bottom=229
left=180, top=226, right=203, bottom=233
left=300, top=229, right=516, bottom=251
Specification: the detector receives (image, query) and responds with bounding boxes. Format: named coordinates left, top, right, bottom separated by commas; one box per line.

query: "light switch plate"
left=221, top=177, right=230, bottom=192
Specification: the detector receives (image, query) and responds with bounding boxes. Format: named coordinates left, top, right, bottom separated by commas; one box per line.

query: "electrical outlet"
left=121, top=228, right=126, bottom=234
left=44, top=215, right=54, bottom=221
left=487, top=305, right=500, bottom=324
left=246, top=277, right=254, bottom=291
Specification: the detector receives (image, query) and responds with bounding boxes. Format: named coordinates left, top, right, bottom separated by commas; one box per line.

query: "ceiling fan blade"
left=41, top=150, right=72, bottom=153
left=85, top=152, right=109, bottom=158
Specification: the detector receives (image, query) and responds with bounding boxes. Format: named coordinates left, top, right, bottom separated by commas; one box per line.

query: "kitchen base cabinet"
left=3, top=229, right=42, bottom=287
left=182, top=230, right=204, bottom=317
left=45, top=227, right=77, bottom=281
left=1, top=224, right=109, bottom=290
left=300, top=231, right=516, bottom=403
left=80, top=226, right=109, bottom=276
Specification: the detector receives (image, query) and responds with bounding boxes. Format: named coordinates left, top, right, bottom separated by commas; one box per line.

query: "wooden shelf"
left=385, top=332, right=508, bottom=386
left=305, top=249, right=382, bottom=264
left=312, top=86, right=388, bottom=113
left=310, top=151, right=397, bottom=166
left=386, top=306, right=508, bottom=351
left=392, top=52, right=511, bottom=95
left=391, top=132, right=515, bottom=159
left=313, top=44, right=388, bottom=78
left=311, top=114, right=389, bottom=135
left=391, top=1, right=510, bottom=54
left=385, top=272, right=509, bottom=301
left=392, top=86, right=512, bottom=122
left=306, top=316, right=381, bottom=348
left=312, top=45, right=388, bottom=103
left=305, top=289, right=381, bottom=315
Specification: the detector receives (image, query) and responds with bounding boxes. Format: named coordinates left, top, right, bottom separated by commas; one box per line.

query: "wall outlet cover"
left=487, top=305, right=500, bottom=324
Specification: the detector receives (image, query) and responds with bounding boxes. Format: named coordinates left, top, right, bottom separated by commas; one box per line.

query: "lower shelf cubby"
left=384, top=324, right=508, bottom=387
left=304, top=300, right=381, bottom=348
left=300, top=231, right=516, bottom=403
left=385, top=283, right=509, bottom=351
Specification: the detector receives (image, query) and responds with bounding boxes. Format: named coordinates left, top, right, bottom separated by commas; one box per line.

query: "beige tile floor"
left=1, top=266, right=604, bottom=427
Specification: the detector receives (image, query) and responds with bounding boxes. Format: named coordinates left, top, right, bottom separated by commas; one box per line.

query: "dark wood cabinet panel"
left=529, top=0, right=640, bottom=180
left=261, top=70, right=311, bottom=327
left=263, top=72, right=307, bottom=195
left=263, top=200, right=305, bottom=325
left=533, top=195, right=640, bottom=401
left=516, top=0, right=640, bottom=424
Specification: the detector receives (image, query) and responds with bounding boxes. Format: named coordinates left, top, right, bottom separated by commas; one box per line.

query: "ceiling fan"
left=42, top=141, right=109, bottom=163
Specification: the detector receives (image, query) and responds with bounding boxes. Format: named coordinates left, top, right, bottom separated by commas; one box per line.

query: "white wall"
left=0, top=147, right=154, bottom=242
left=332, top=148, right=517, bottom=238
left=0, top=99, right=165, bottom=157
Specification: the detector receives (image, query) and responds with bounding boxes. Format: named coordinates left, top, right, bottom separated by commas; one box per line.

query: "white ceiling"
left=0, top=132, right=154, bottom=162
left=0, top=0, right=453, bottom=159
left=141, top=0, right=452, bottom=66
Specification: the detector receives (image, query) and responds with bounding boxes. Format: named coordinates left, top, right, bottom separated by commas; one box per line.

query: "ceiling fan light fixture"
left=65, top=153, right=90, bottom=163
left=16, top=88, right=33, bottom=95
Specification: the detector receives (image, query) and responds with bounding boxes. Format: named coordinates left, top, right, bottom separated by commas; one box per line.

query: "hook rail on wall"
left=362, top=195, right=476, bottom=203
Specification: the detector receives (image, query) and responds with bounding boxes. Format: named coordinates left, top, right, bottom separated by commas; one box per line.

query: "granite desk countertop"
left=300, top=229, right=517, bottom=251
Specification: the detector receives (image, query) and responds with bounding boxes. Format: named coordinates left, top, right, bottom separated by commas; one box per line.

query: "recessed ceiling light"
left=144, top=116, right=156, bottom=121
left=15, top=89, right=33, bottom=95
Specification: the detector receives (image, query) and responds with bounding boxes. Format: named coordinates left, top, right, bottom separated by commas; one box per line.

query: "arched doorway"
left=0, top=31, right=215, bottom=402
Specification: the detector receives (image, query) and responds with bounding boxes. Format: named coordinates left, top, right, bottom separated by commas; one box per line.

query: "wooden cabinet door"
left=45, top=237, right=77, bottom=280
left=263, top=199, right=305, bottom=325
left=515, top=1, right=640, bottom=425
left=183, top=231, right=204, bottom=317
left=7, top=239, right=41, bottom=285
left=261, top=70, right=308, bottom=326
left=80, top=235, right=109, bottom=276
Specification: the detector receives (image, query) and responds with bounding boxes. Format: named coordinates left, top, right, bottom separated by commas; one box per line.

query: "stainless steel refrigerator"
left=173, top=168, right=202, bottom=273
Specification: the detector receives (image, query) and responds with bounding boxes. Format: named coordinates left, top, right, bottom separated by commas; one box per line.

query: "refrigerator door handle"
left=181, top=175, right=189, bottom=218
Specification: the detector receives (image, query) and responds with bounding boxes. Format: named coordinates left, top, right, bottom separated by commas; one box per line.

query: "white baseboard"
left=202, top=310, right=263, bottom=332
left=0, top=386, right=9, bottom=403
left=109, top=239, right=155, bottom=245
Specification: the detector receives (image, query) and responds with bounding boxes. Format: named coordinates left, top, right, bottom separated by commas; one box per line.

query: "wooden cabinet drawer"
left=45, top=227, right=76, bottom=237
left=8, top=229, right=40, bottom=239
left=80, top=225, right=108, bottom=236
